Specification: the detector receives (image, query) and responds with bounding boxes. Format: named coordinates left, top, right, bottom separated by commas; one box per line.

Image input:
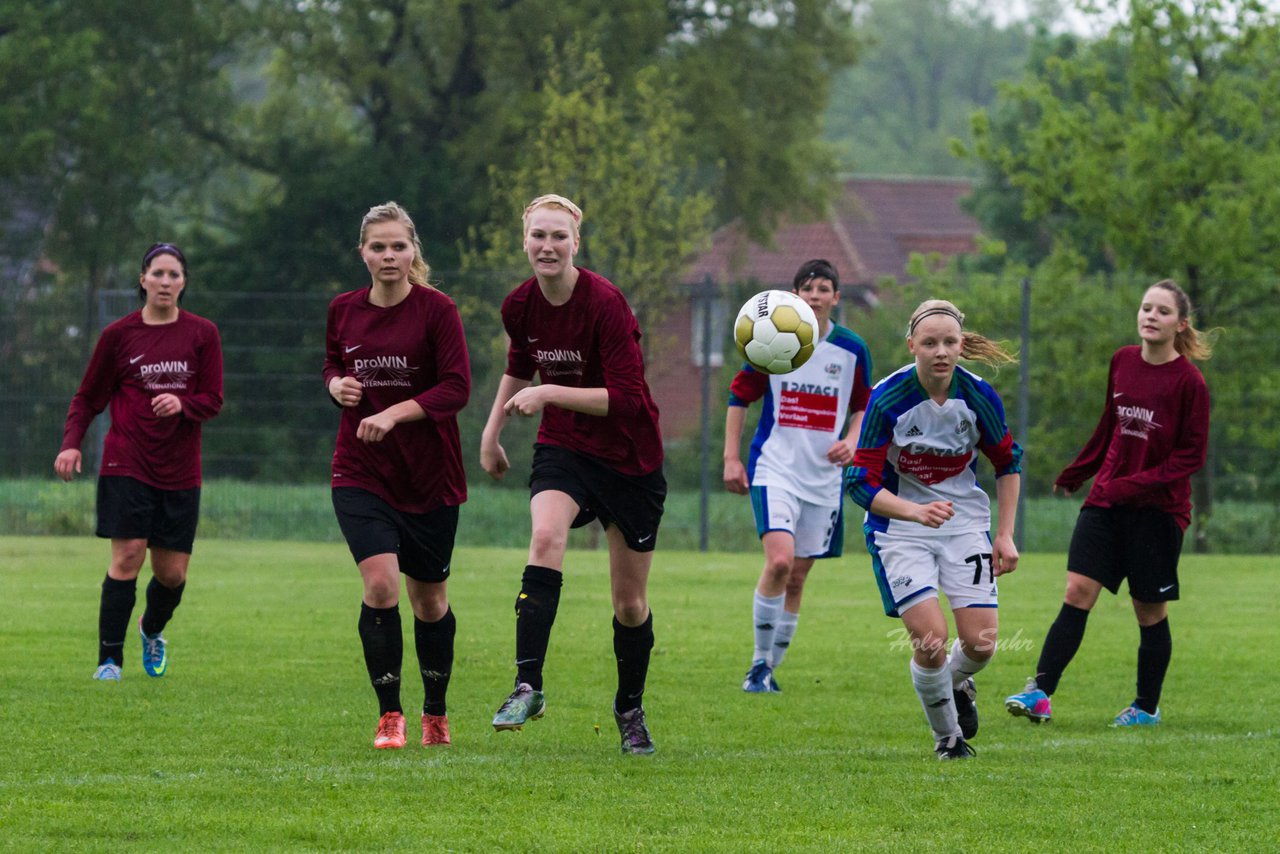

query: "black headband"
left=908, top=307, right=963, bottom=335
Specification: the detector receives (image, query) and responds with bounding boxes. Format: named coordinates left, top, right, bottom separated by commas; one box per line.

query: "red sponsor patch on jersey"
left=778, top=390, right=838, bottom=431
left=896, top=450, right=972, bottom=484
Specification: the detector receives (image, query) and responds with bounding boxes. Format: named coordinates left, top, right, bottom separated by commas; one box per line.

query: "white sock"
left=911, top=658, right=960, bottom=740
left=752, top=590, right=785, bottom=664
left=770, top=610, right=799, bottom=668
left=947, top=637, right=990, bottom=688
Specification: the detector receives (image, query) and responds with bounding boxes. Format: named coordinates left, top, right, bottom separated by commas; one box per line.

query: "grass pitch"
left=1, top=536, right=1276, bottom=851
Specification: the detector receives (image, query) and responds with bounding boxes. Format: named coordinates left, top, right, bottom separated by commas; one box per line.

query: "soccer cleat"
left=92, top=659, right=122, bottom=681
left=1005, top=678, right=1052, bottom=724
left=373, top=711, right=407, bottom=749
left=614, top=705, right=656, bottom=755
left=138, top=616, right=168, bottom=678
left=935, top=734, right=977, bottom=760
left=1111, top=704, right=1161, bottom=727
left=954, top=677, right=979, bottom=740
left=421, top=713, right=451, bottom=746
left=742, top=659, right=780, bottom=693
left=492, top=683, right=546, bottom=731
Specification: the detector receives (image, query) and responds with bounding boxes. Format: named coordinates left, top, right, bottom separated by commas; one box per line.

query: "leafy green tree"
left=967, top=0, right=1280, bottom=547
left=824, top=0, right=1036, bottom=176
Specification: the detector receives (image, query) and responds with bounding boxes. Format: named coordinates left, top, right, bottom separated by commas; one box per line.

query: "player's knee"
left=613, top=598, right=648, bottom=626
left=528, top=525, right=568, bottom=561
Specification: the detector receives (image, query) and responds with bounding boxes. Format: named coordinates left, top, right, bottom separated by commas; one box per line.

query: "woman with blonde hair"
left=845, top=298, right=1022, bottom=759
left=324, top=202, right=471, bottom=749
left=1006, top=280, right=1211, bottom=728
left=480, top=194, right=666, bottom=755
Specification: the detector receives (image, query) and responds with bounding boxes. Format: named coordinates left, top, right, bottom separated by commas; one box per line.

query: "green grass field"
left=1, top=536, right=1276, bottom=851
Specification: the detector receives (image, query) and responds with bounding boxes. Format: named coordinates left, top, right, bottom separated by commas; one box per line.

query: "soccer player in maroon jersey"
left=480, top=194, right=665, bottom=755
left=55, top=243, right=224, bottom=683
left=324, top=202, right=471, bottom=749
left=1006, top=280, right=1213, bottom=728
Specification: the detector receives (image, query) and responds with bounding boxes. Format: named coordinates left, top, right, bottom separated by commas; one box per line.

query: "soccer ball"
left=733, top=290, right=819, bottom=374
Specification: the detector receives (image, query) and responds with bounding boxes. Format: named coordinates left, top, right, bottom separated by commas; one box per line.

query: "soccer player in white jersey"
left=845, top=299, right=1022, bottom=760
left=724, top=259, right=872, bottom=693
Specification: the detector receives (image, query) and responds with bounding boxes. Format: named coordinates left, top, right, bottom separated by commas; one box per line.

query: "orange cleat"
left=373, top=711, right=407, bottom=749
left=421, top=713, right=451, bottom=747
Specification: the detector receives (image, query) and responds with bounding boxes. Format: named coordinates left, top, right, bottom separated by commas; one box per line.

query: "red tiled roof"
left=685, top=176, right=980, bottom=288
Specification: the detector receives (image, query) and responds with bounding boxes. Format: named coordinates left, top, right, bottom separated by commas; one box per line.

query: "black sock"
left=613, top=612, right=654, bottom=714
left=1034, top=603, right=1090, bottom=696
left=358, top=603, right=402, bottom=716
left=141, top=578, right=185, bottom=636
left=415, top=608, right=455, bottom=717
left=1135, top=617, right=1172, bottom=714
left=98, top=576, right=136, bottom=666
left=514, top=565, right=562, bottom=691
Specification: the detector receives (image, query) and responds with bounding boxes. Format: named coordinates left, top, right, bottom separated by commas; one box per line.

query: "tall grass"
left=1, top=536, right=1276, bottom=851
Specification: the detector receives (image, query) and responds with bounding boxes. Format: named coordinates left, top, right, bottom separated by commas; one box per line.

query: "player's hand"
left=54, top=449, right=82, bottom=482
left=992, top=533, right=1020, bottom=576
left=329, top=376, right=363, bottom=408
left=913, top=500, right=955, bottom=528
left=356, top=410, right=397, bottom=443
left=826, top=438, right=856, bottom=466
left=1052, top=483, right=1075, bottom=497
left=480, top=441, right=510, bottom=480
left=723, top=459, right=749, bottom=495
left=151, top=393, right=183, bottom=418
left=504, top=386, right=548, bottom=417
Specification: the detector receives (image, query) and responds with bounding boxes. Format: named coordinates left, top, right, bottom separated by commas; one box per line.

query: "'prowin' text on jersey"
left=324, top=285, right=470, bottom=513
left=61, top=310, right=223, bottom=490
left=502, top=268, right=662, bottom=476
left=1055, top=345, right=1209, bottom=529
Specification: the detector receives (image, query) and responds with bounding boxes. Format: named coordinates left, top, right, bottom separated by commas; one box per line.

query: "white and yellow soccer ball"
left=733, top=290, right=819, bottom=374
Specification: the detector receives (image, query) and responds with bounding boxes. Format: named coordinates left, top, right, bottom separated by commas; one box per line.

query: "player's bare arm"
left=505, top=384, right=608, bottom=418
left=722, top=405, right=749, bottom=494
left=481, top=374, right=531, bottom=479
left=869, top=489, right=955, bottom=529
left=356, top=398, right=425, bottom=443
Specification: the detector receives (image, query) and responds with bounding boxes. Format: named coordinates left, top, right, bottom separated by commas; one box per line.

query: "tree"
left=967, top=0, right=1280, bottom=547
left=824, top=0, right=1037, bottom=176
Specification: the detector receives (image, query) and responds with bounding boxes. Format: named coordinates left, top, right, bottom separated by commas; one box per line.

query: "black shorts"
left=1067, top=506, right=1185, bottom=602
left=332, top=487, right=458, bottom=583
left=530, top=444, right=666, bottom=553
left=96, top=475, right=201, bottom=554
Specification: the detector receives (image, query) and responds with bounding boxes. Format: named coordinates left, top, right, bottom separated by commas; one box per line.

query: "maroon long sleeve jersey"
left=324, top=285, right=471, bottom=513
left=60, top=310, right=224, bottom=490
left=1056, top=345, right=1210, bottom=529
left=502, top=268, right=663, bottom=476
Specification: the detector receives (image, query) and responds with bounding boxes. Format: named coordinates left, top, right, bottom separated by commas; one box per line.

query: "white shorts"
left=867, top=530, right=998, bottom=617
left=750, top=485, right=844, bottom=559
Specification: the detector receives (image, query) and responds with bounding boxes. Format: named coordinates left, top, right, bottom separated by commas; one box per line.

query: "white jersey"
left=729, top=324, right=872, bottom=505
left=845, top=363, right=1022, bottom=537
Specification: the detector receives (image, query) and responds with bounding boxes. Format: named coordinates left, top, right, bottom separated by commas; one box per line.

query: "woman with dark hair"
left=56, top=242, right=224, bottom=682
left=723, top=259, right=872, bottom=693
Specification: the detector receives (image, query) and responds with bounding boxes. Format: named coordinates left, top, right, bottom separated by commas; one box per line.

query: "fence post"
left=1016, top=276, right=1030, bottom=550
left=698, top=275, right=716, bottom=552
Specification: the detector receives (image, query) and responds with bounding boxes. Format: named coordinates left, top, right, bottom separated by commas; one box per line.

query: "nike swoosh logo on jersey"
left=1113, top=392, right=1123, bottom=398
left=130, top=355, right=144, bottom=364
left=345, top=345, right=361, bottom=354
left=528, top=337, right=540, bottom=343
